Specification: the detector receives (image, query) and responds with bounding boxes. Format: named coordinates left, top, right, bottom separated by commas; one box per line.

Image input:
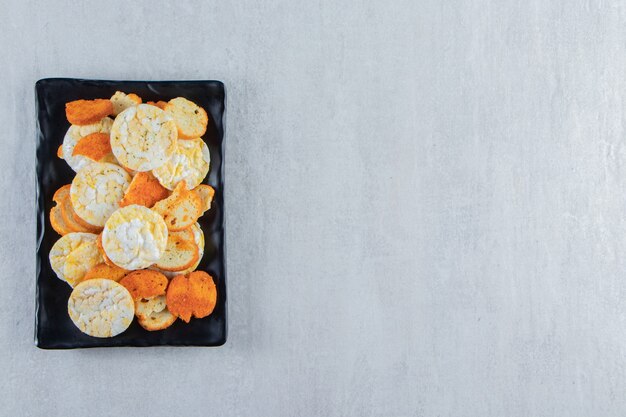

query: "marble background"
left=2, top=0, right=626, bottom=415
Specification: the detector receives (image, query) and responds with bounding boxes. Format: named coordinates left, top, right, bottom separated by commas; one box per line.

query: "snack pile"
left=49, top=92, right=217, bottom=338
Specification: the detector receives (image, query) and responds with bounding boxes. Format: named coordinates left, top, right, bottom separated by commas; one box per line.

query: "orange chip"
left=120, top=270, right=168, bottom=300
left=147, top=101, right=168, bottom=110
left=72, top=132, right=112, bottom=161
left=65, top=99, right=114, bottom=125
left=57, top=144, right=63, bottom=158
left=127, top=93, right=142, bottom=104
left=166, top=271, right=217, bottom=323
left=83, top=262, right=129, bottom=282
left=119, top=171, right=170, bottom=208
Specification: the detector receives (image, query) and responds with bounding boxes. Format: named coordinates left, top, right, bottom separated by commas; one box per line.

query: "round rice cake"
left=63, top=238, right=103, bottom=287
left=102, top=205, right=168, bottom=270
left=61, top=117, right=114, bottom=172
left=152, top=138, right=210, bottom=190
left=70, top=162, right=131, bottom=227
left=67, top=278, right=134, bottom=338
left=110, top=104, right=178, bottom=171
left=49, top=233, right=98, bottom=283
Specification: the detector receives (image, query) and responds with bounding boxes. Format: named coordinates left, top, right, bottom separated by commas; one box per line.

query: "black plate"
left=35, top=78, right=227, bottom=349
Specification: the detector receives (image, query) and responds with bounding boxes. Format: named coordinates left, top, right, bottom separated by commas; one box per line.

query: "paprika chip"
left=119, top=171, right=170, bottom=208
left=72, top=132, right=112, bottom=162
left=65, top=99, right=114, bottom=125
left=166, top=271, right=217, bottom=323
left=120, top=270, right=168, bottom=300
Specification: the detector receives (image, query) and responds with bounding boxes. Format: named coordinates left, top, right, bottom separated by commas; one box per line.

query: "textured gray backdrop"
left=1, top=0, right=625, bottom=416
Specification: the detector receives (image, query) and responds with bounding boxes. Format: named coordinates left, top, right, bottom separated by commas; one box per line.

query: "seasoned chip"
left=135, top=295, right=177, bottom=331
left=61, top=117, right=113, bottom=172
left=164, top=97, right=209, bottom=139
left=120, top=270, right=168, bottom=300
left=66, top=99, right=114, bottom=125
left=67, top=279, right=134, bottom=338
left=110, top=91, right=142, bottom=116
left=72, top=132, right=112, bottom=162
left=50, top=205, right=73, bottom=236
left=152, top=181, right=202, bottom=231
left=151, top=222, right=204, bottom=278
left=147, top=101, right=168, bottom=110
left=166, top=271, right=217, bottom=323
left=193, top=184, right=215, bottom=213
left=155, top=228, right=199, bottom=272
left=119, top=171, right=170, bottom=208
left=83, top=262, right=129, bottom=282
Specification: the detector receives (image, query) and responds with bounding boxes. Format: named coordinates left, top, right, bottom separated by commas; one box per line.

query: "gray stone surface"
left=2, top=0, right=626, bottom=415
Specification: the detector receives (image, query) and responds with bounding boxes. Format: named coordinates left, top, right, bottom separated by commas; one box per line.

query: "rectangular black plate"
left=35, top=78, right=227, bottom=348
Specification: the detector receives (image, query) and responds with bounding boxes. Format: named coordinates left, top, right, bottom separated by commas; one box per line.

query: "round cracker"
left=102, top=205, right=168, bottom=270
left=49, top=233, right=98, bottom=284
left=70, top=162, right=131, bottom=227
left=67, top=279, right=134, bottom=338
left=152, top=138, right=210, bottom=190
left=63, top=238, right=103, bottom=287
left=110, top=105, right=178, bottom=171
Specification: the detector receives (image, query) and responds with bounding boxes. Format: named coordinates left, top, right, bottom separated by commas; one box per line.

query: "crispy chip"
left=166, top=271, right=217, bottom=323
left=193, top=184, right=215, bottom=213
left=50, top=205, right=72, bottom=236
left=119, top=171, right=170, bottom=208
left=147, top=101, right=168, bottom=110
left=65, top=99, right=114, bottom=125
left=72, top=132, right=112, bottom=161
left=120, top=270, right=168, bottom=300
left=83, top=262, right=129, bottom=283
left=152, top=181, right=202, bottom=231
